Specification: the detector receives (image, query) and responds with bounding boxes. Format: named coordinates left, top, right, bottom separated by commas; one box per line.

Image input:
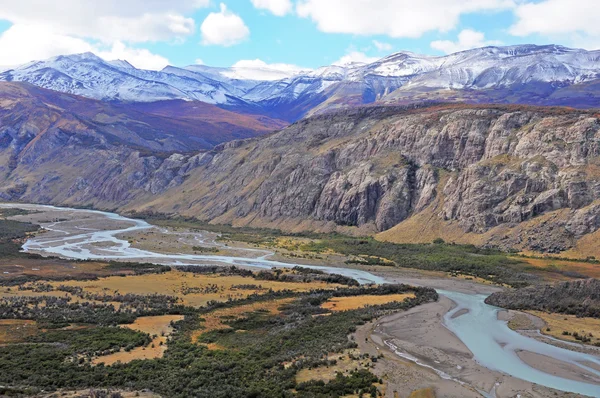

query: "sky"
left=0, top=0, right=598, bottom=71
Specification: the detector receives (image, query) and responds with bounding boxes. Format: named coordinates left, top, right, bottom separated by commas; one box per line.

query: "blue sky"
left=0, top=0, right=597, bottom=71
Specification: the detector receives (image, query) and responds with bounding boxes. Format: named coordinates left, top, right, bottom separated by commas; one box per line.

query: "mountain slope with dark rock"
left=2, top=101, right=600, bottom=258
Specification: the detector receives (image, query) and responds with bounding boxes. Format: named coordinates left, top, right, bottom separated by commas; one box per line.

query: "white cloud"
left=0, top=0, right=208, bottom=43
left=201, top=3, right=250, bottom=46
left=251, top=0, right=293, bottom=16
left=509, top=0, right=600, bottom=50
left=0, top=25, right=170, bottom=71
left=431, top=29, right=502, bottom=54
left=225, top=59, right=310, bottom=80
left=373, top=40, right=393, bottom=52
left=333, top=51, right=379, bottom=66
left=297, top=0, right=514, bottom=38
left=0, top=1, right=208, bottom=69
left=97, top=41, right=170, bottom=70
left=0, top=24, right=92, bottom=67
left=510, top=0, right=599, bottom=37
left=195, top=58, right=205, bottom=65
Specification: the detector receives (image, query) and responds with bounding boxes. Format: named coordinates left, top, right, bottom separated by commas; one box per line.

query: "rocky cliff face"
left=2, top=102, right=600, bottom=256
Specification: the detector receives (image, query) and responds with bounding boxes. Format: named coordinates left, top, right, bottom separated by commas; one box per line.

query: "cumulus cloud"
left=225, top=59, right=310, bottom=80
left=373, top=40, right=393, bottom=52
left=297, top=0, right=514, bottom=38
left=201, top=3, right=250, bottom=46
left=0, top=0, right=208, bottom=43
left=509, top=0, right=600, bottom=50
left=333, top=51, right=379, bottom=66
left=0, top=25, right=170, bottom=70
left=431, top=29, right=502, bottom=54
left=195, top=58, right=205, bottom=65
left=97, top=42, right=170, bottom=70
left=251, top=0, right=293, bottom=16
left=0, top=24, right=91, bottom=67
left=0, top=1, right=208, bottom=69
left=510, top=0, right=598, bottom=37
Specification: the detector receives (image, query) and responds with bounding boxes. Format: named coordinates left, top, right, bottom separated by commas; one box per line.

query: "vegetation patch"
left=93, top=315, right=184, bottom=365
left=485, top=278, right=600, bottom=318
left=527, top=311, right=600, bottom=346
left=321, top=294, right=415, bottom=312
left=0, top=278, right=436, bottom=397
left=26, top=327, right=152, bottom=357
left=0, top=319, right=37, bottom=344
left=134, top=212, right=556, bottom=287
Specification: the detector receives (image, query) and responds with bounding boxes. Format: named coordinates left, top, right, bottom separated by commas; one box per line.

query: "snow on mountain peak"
left=0, top=44, right=599, bottom=112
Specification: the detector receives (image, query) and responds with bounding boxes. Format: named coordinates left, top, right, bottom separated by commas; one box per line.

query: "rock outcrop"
left=485, top=278, right=600, bottom=318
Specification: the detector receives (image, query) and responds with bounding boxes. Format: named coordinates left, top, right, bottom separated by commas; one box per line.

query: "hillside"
left=0, top=82, right=284, bottom=155
left=3, top=102, right=600, bottom=258
left=132, top=104, right=600, bottom=257
left=485, top=279, right=600, bottom=318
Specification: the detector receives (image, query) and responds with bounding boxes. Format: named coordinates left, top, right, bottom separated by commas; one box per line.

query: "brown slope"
left=0, top=82, right=285, bottom=153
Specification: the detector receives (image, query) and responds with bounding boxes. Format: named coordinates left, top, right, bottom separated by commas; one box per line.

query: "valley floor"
left=1, top=205, right=600, bottom=397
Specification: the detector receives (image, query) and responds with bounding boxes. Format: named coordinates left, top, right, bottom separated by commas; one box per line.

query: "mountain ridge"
left=1, top=44, right=599, bottom=122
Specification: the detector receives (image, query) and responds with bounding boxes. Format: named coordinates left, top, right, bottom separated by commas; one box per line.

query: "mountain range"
left=1, top=44, right=599, bottom=122
left=1, top=44, right=600, bottom=259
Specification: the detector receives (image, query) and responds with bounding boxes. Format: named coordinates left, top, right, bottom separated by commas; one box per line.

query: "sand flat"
left=517, top=350, right=600, bottom=384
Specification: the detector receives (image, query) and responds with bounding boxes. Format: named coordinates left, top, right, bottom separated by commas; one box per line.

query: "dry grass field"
left=93, top=315, right=184, bottom=365
left=527, top=310, right=600, bottom=346
left=516, top=257, right=600, bottom=280
left=0, top=259, right=116, bottom=280
left=0, top=319, right=37, bottom=344
left=52, top=270, right=341, bottom=307
left=295, top=349, right=374, bottom=383
left=321, top=294, right=415, bottom=312
left=408, top=387, right=436, bottom=398
left=190, top=298, right=294, bottom=342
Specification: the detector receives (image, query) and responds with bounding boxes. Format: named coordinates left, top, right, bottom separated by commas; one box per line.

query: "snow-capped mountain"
left=1, top=45, right=599, bottom=121
left=0, top=53, right=248, bottom=104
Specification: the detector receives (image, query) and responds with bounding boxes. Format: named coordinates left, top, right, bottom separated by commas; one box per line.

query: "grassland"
left=190, top=298, right=295, bottom=342
left=321, top=294, right=415, bottom=312
left=0, top=211, right=438, bottom=398
left=516, top=256, right=600, bottom=280
left=134, top=212, right=600, bottom=287
left=294, top=349, right=377, bottom=384
left=0, top=319, right=37, bottom=344
left=0, top=273, right=436, bottom=397
left=527, top=311, right=600, bottom=346
left=93, top=315, right=184, bottom=365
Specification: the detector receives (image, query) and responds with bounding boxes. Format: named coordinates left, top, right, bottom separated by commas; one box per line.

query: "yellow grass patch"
left=321, top=294, right=414, bottom=312
left=527, top=311, right=600, bottom=346
left=516, top=257, right=600, bottom=279
left=200, top=342, right=225, bottom=351
left=409, top=387, right=436, bottom=398
left=53, top=270, right=339, bottom=307
left=295, top=349, right=372, bottom=383
left=0, top=259, right=112, bottom=280
left=0, top=319, right=37, bottom=344
left=45, top=389, right=161, bottom=398
left=93, top=315, right=184, bottom=365
left=190, top=298, right=294, bottom=342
